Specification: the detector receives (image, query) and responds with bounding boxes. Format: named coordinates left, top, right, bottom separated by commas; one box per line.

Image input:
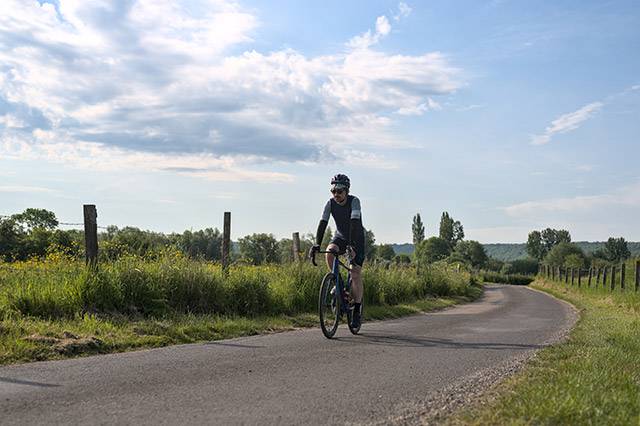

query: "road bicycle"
left=310, top=248, right=363, bottom=339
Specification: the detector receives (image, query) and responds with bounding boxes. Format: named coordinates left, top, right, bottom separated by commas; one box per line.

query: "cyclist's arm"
left=348, top=197, right=363, bottom=247
left=316, top=200, right=331, bottom=245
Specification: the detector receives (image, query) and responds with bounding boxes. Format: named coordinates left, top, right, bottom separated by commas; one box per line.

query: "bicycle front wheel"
left=319, top=273, right=340, bottom=339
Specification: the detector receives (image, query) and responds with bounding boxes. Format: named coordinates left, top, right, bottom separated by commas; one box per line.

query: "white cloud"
left=394, top=2, right=413, bottom=21
left=0, top=185, right=55, bottom=193
left=504, top=182, right=640, bottom=217
left=531, top=102, right=603, bottom=145
left=0, top=1, right=461, bottom=179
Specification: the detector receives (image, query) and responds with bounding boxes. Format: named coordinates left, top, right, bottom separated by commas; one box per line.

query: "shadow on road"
left=203, top=341, right=264, bottom=349
left=334, top=333, right=544, bottom=350
left=0, top=376, right=60, bottom=388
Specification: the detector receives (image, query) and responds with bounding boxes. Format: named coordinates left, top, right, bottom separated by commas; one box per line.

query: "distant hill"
left=391, top=242, right=640, bottom=262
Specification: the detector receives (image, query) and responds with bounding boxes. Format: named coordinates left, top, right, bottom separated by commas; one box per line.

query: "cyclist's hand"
left=309, top=244, right=320, bottom=259
left=346, top=245, right=356, bottom=260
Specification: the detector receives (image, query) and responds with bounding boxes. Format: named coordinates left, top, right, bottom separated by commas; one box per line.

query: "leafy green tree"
left=526, top=230, right=544, bottom=260
left=11, top=208, right=58, bottom=231
left=439, top=212, right=464, bottom=247
left=603, top=237, right=631, bottom=263
left=452, top=221, right=464, bottom=244
left=0, top=217, right=25, bottom=261
left=238, top=233, right=280, bottom=265
left=439, top=212, right=454, bottom=245
left=175, top=228, right=222, bottom=260
left=544, top=242, right=585, bottom=268
left=451, top=240, right=487, bottom=268
left=415, top=237, right=450, bottom=265
left=364, top=229, right=376, bottom=260
left=412, top=213, right=425, bottom=246
left=321, top=226, right=333, bottom=249
left=541, top=228, right=571, bottom=252
left=564, top=254, right=585, bottom=269
left=377, top=244, right=395, bottom=261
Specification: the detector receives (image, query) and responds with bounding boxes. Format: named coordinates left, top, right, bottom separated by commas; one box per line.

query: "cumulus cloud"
left=394, top=2, right=413, bottom=21
left=0, top=0, right=461, bottom=180
left=531, top=102, right=603, bottom=145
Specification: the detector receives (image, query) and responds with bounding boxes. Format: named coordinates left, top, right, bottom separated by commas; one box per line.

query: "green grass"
left=0, top=295, right=478, bottom=365
left=449, top=277, right=640, bottom=425
left=0, top=254, right=481, bottom=364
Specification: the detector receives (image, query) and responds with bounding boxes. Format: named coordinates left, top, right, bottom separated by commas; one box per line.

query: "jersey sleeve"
left=350, top=197, right=362, bottom=220
left=321, top=199, right=331, bottom=222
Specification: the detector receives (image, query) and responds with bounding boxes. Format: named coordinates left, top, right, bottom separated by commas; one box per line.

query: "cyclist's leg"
left=351, top=243, right=366, bottom=303
left=325, top=243, right=339, bottom=271
left=325, top=237, right=347, bottom=271
left=351, top=265, right=363, bottom=303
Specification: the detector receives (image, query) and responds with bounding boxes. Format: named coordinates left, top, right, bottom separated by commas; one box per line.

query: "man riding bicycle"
left=310, top=174, right=365, bottom=329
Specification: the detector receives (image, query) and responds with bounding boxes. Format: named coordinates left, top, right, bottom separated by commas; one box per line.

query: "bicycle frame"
left=331, top=254, right=352, bottom=315
left=313, top=249, right=353, bottom=313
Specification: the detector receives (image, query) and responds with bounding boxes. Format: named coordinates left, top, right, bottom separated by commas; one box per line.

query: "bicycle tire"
left=319, top=273, right=340, bottom=338
left=347, top=299, right=363, bottom=335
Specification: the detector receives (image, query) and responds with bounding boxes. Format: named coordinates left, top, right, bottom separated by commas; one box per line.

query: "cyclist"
left=310, top=174, right=365, bottom=329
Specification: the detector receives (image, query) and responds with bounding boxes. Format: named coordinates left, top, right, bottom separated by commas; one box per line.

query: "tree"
left=527, top=228, right=571, bottom=260
left=321, top=226, right=333, bottom=249
left=11, top=208, right=58, bottom=231
left=377, top=244, right=395, bottom=261
left=0, top=217, right=25, bottom=261
left=412, top=213, right=425, bottom=246
left=238, top=233, right=280, bottom=265
left=439, top=212, right=454, bottom=245
left=603, top=237, right=631, bottom=263
left=415, top=237, right=450, bottom=265
left=541, top=228, right=571, bottom=252
left=452, top=221, right=464, bottom=245
left=564, top=254, right=584, bottom=269
left=526, top=230, right=544, bottom=260
left=451, top=240, right=487, bottom=268
left=364, top=229, right=376, bottom=260
left=544, top=242, right=585, bottom=268
left=439, top=212, right=464, bottom=247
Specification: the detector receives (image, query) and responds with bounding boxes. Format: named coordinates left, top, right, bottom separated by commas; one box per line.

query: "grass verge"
left=447, top=278, right=640, bottom=425
left=0, top=293, right=480, bottom=366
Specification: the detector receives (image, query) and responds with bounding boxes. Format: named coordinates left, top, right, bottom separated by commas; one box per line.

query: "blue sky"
left=1, top=0, right=639, bottom=243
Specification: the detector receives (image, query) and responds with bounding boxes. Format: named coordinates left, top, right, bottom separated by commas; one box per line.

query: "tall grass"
left=0, top=253, right=477, bottom=321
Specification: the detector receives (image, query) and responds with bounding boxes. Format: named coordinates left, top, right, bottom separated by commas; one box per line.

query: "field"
left=0, top=252, right=480, bottom=365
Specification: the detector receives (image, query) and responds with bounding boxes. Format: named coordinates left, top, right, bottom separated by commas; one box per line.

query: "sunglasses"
left=331, top=188, right=345, bottom=195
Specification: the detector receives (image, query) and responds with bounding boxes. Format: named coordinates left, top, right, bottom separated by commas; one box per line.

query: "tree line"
left=526, top=228, right=632, bottom=269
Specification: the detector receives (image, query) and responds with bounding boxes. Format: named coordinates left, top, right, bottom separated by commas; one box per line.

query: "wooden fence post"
left=552, top=266, right=556, bottom=280
left=565, top=267, right=569, bottom=284
left=83, top=204, right=98, bottom=269
left=611, top=266, right=616, bottom=291
left=578, top=269, right=582, bottom=287
left=635, top=260, right=640, bottom=292
left=620, top=263, right=626, bottom=291
left=588, top=267, right=592, bottom=287
left=602, top=267, right=607, bottom=289
left=222, top=212, right=231, bottom=275
left=292, top=232, right=300, bottom=262
left=571, top=268, right=575, bottom=285
left=596, top=267, right=601, bottom=286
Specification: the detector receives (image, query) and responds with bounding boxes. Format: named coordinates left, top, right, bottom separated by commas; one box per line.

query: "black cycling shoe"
left=350, top=304, right=361, bottom=329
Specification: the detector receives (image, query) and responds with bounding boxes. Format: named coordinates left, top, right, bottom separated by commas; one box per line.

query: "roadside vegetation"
left=450, top=274, right=640, bottom=425
left=0, top=251, right=480, bottom=365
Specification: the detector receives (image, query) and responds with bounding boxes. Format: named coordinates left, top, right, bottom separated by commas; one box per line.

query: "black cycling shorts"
left=329, top=236, right=365, bottom=267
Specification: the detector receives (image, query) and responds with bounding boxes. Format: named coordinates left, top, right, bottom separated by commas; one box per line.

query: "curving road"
left=0, top=285, right=575, bottom=425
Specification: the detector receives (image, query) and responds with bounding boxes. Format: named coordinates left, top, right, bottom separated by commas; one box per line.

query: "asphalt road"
left=0, top=285, right=574, bottom=425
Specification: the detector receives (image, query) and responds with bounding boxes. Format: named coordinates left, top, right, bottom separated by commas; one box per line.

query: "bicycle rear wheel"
left=347, top=300, right=363, bottom=335
left=319, top=273, right=340, bottom=338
